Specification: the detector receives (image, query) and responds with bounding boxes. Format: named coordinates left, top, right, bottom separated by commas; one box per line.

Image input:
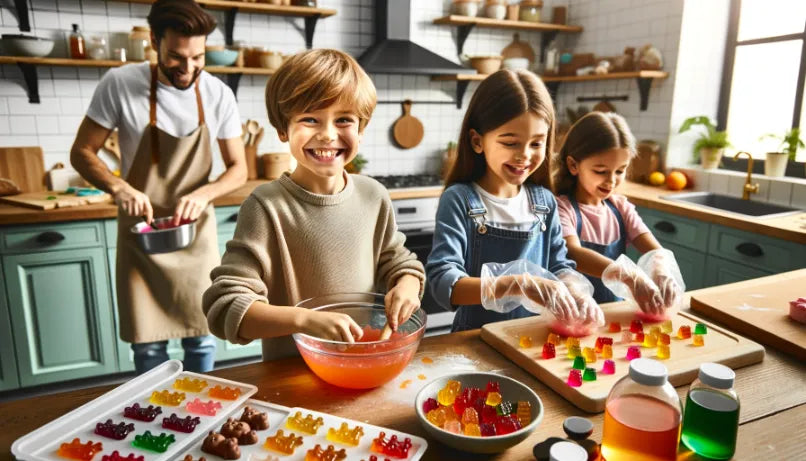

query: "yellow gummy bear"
left=485, top=391, right=502, bottom=407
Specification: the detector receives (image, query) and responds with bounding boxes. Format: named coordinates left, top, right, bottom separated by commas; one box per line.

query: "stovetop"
left=370, top=174, right=442, bottom=189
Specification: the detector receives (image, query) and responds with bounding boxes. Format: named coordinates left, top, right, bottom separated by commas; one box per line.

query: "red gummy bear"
left=421, top=397, right=438, bottom=414
left=494, top=415, right=522, bottom=435
left=480, top=405, right=498, bottom=424
left=371, top=432, right=412, bottom=459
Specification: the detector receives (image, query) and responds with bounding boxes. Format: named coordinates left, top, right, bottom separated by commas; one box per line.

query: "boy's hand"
left=385, top=275, right=422, bottom=331
left=299, top=310, right=363, bottom=342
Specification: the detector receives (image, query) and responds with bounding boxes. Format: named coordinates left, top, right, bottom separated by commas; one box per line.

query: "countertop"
left=1, top=180, right=805, bottom=244
left=1, top=273, right=805, bottom=460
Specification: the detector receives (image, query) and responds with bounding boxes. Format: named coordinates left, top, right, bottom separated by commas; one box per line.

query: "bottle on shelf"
left=69, top=24, right=86, bottom=59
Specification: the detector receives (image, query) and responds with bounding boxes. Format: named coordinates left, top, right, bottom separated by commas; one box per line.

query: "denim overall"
left=452, top=184, right=552, bottom=332
left=569, top=195, right=627, bottom=304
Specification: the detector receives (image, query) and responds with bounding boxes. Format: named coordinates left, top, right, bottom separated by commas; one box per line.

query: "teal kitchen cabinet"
left=215, top=205, right=240, bottom=257
left=704, top=255, right=772, bottom=287
left=0, top=263, right=20, bottom=391
left=659, top=242, right=707, bottom=291
left=3, top=247, right=117, bottom=386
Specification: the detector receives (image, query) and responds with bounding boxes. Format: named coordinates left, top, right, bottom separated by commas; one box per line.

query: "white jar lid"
left=550, top=441, right=588, bottom=461
left=698, top=362, right=735, bottom=389
left=629, top=358, right=668, bottom=386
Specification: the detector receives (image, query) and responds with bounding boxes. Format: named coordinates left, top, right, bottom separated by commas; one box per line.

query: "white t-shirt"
left=472, top=183, right=537, bottom=231
left=87, top=62, right=242, bottom=177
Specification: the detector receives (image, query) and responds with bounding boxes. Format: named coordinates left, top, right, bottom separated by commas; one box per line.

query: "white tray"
left=181, top=399, right=428, bottom=461
left=11, top=360, right=257, bottom=461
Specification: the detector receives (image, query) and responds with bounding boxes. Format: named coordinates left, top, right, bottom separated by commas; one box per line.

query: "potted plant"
left=678, top=116, right=730, bottom=169
left=760, top=128, right=804, bottom=177
left=345, top=153, right=368, bottom=174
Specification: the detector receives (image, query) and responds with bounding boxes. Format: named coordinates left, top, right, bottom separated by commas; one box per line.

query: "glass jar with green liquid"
left=681, top=363, right=740, bottom=459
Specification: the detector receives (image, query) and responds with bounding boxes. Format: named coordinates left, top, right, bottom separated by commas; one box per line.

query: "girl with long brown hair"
left=426, top=70, right=603, bottom=332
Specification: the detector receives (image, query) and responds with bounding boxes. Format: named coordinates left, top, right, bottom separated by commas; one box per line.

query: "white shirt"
left=472, top=183, right=536, bottom=231
left=87, top=62, right=242, bottom=177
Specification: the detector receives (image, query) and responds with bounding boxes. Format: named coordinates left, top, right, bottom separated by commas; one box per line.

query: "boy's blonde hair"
left=265, top=49, right=377, bottom=135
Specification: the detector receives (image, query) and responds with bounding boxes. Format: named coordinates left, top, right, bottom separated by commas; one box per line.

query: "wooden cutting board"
left=392, top=100, right=424, bottom=149
left=480, top=303, right=765, bottom=413
left=690, top=269, right=806, bottom=361
left=0, top=190, right=112, bottom=210
left=0, top=146, right=46, bottom=192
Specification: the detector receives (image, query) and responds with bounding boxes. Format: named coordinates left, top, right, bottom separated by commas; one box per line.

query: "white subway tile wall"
left=2, top=0, right=681, bottom=178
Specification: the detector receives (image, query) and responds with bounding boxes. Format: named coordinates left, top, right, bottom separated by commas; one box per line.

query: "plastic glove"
left=480, top=259, right=579, bottom=322
left=556, top=268, right=605, bottom=327
left=638, top=248, right=685, bottom=311
left=602, top=254, right=664, bottom=316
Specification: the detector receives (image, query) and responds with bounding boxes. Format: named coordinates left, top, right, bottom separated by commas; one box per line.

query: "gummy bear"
left=122, top=403, right=161, bottom=422
left=602, top=344, right=613, bottom=359
left=162, top=414, right=201, bottom=433
left=542, top=342, right=556, bottom=359
left=173, top=377, right=207, bottom=393
left=694, top=323, right=708, bottom=335
left=649, top=326, right=662, bottom=337
left=572, top=356, right=586, bottom=370
left=634, top=332, right=645, bottom=343
left=461, top=407, right=479, bottom=426
left=131, top=431, right=175, bottom=453
left=286, top=411, right=324, bottom=435
left=480, top=423, right=496, bottom=437
left=620, top=330, right=633, bottom=344
left=149, top=390, right=185, bottom=406
left=677, top=325, right=692, bottom=339
left=485, top=391, right=502, bottom=407
left=371, top=432, right=412, bottom=458
left=496, top=401, right=514, bottom=416
left=186, top=398, right=223, bottom=416
left=567, top=369, right=582, bottom=387
left=659, top=333, right=671, bottom=345
left=582, top=347, right=596, bottom=364
left=464, top=423, right=481, bottom=436
left=594, top=337, right=613, bottom=353
left=209, top=385, right=241, bottom=400
left=630, top=319, right=643, bottom=333
left=518, top=335, right=533, bottom=348
left=567, top=345, right=582, bottom=359
left=101, top=451, right=143, bottom=461
left=485, top=380, right=500, bottom=396
left=565, top=337, right=580, bottom=348
left=601, top=359, right=616, bottom=375
left=426, top=407, right=448, bottom=428
left=264, top=430, right=303, bottom=455
left=452, top=393, right=469, bottom=417
left=326, top=422, right=364, bottom=446
left=58, top=438, right=103, bottom=461
left=608, top=321, right=621, bottom=333
left=657, top=343, right=671, bottom=359
left=305, top=444, right=346, bottom=461
left=444, top=420, right=462, bottom=434
left=201, top=432, right=240, bottom=460
left=693, top=334, right=705, bottom=347
left=661, top=319, right=673, bottom=334
left=626, top=345, right=641, bottom=360
left=481, top=405, right=498, bottom=424
left=643, top=332, right=658, bottom=348
left=516, top=401, right=531, bottom=427
left=437, top=380, right=461, bottom=406
left=546, top=333, right=560, bottom=345
left=422, top=397, right=438, bottom=415
left=494, top=415, right=521, bottom=435
left=94, top=420, right=135, bottom=440
left=582, top=367, right=597, bottom=382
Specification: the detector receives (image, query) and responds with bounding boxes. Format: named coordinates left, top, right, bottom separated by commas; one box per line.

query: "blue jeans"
left=132, top=335, right=216, bottom=374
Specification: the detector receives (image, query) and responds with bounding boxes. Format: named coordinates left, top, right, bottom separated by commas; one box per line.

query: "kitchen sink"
left=662, top=192, right=804, bottom=218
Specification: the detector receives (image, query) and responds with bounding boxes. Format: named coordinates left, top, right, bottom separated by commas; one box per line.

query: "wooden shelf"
left=431, top=71, right=669, bottom=110
left=122, top=0, right=335, bottom=18
left=0, top=56, right=276, bottom=102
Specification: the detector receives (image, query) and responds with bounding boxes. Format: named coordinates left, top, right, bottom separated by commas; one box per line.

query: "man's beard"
left=158, top=61, right=201, bottom=90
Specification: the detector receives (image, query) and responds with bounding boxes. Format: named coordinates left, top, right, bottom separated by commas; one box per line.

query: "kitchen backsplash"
left=1, top=0, right=683, bottom=178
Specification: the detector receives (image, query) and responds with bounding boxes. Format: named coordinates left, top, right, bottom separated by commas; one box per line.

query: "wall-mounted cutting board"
left=0, top=146, right=46, bottom=192
left=0, top=191, right=112, bottom=210
left=392, top=100, right=424, bottom=149
left=480, top=303, right=765, bottom=413
left=690, top=269, right=806, bottom=361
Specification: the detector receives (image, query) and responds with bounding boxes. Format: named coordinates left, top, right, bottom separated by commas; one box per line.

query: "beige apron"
left=116, top=65, right=219, bottom=344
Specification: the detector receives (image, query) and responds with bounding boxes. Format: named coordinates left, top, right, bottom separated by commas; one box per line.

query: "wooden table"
left=1, top=304, right=805, bottom=460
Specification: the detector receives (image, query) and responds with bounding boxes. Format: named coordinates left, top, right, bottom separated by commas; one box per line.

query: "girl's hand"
left=384, top=275, right=422, bottom=330
left=522, top=275, right=579, bottom=322
left=653, top=272, right=681, bottom=310
left=628, top=271, right=664, bottom=315
left=299, top=310, right=363, bottom=342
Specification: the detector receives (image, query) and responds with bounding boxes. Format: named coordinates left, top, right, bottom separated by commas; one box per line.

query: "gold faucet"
left=734, top=151, right=759, bottom=200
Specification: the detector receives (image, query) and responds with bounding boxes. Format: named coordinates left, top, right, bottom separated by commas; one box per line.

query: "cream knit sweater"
left=202, top=172, right=425, bottom=359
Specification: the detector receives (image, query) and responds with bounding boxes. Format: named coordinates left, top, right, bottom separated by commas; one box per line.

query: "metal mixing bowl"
left=130, top=217, right=196, bottom=254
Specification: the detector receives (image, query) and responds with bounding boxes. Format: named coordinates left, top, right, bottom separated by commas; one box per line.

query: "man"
left=71, top=0, right=247, bottom=374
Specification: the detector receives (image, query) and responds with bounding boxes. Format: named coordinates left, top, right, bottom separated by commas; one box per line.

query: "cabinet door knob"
left=653, top=221, right=676, bottom=234
left=37, top=231, right=65, bottom=244
left=735, top=242, right=764, bottom=258
left=227, top=212, right=239, bottom=222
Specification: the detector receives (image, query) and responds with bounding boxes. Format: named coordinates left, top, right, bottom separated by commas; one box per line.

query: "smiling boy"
left=202, top=49, right=425, bottom=359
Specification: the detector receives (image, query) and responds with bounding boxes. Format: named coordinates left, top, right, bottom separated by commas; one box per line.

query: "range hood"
left=357, top=0, right=474, bottom=75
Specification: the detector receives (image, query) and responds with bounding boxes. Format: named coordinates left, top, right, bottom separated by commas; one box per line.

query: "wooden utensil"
left=379, top=322, right=394, bottom=341
left=501, top=33, right=535, bottom=64
left=0, top=146, right=46, bottom=192
left=392, top=100, right=424, bottom=149
left=103, top=130, right=121, bottom=160
left=243, top=122, right=261, bottom=179
left=690, top=269, right=806, bottom=361
left=246, top=120, right=260, bottom=146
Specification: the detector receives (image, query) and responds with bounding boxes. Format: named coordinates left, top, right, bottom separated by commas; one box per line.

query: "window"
left=718, top=0, right=806, bottom=164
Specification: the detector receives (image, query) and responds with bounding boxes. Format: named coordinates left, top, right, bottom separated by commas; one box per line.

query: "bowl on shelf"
left=292, top=292, right=427, bottom=389
left=502, top=57, right=530, bottom=70
left=467, top=55, right=503, bottom=74
left=1, top=34, right=54, bottom=57
left=205, top=46, right=238, bottom=66
left=414, top=372, right=544, bottom=453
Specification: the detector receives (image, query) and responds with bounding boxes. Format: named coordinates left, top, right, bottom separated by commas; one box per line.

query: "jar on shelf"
left=519, top=0, right=543, bottom=22
left=483, top=0, right=506, bottom=20
left=128, top=26, right=150, bottom=61
left=69, top=23, right=86, bottom=59
left=87, top=35, right=108, bottom=60
left=451, top=0, right=479, bottom=17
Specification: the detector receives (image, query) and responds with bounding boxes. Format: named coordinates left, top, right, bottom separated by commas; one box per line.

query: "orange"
left=648, top=171, right=665, bottom=186
left=666, top=171, right=687, bottom=190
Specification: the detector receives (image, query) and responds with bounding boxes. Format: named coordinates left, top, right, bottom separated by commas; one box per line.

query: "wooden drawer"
left=708, top=224, right=806, bottom=273
left=635, top=207, right=709, bottom=252
left=0, top=221, right=105, bottom=254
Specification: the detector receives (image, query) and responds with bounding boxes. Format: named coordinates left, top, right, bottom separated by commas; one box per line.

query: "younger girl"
left=426, top=70, right=601, bottom=332
left=553, top=112, right=683, bottom=315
